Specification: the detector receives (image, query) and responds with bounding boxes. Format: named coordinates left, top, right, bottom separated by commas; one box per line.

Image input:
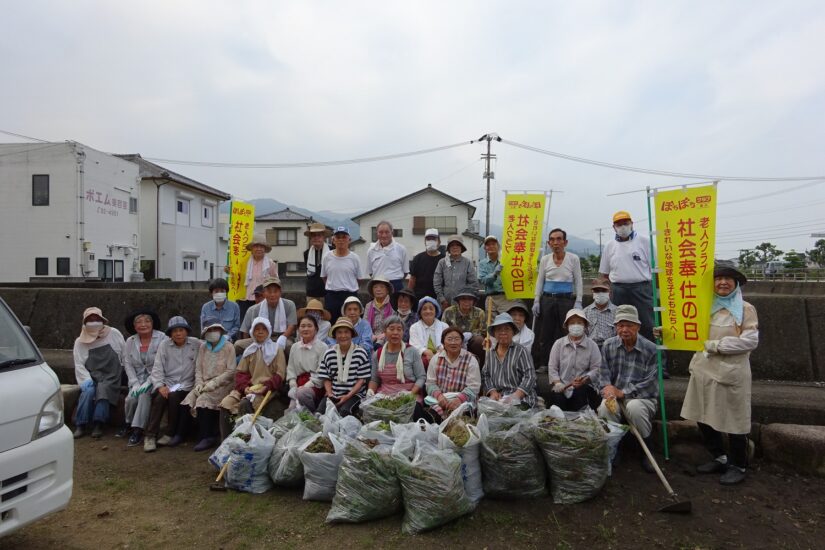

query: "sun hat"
left=262, top=276, right=282, bottom=289
left=613, top=304, right=641, bottom=325
left=393, top=288, right=418, bottom=311
left=445, top=235, right=467, bottom=253
left=328, top=317, right=358, bottom=339
left=487, top=312, right=518, bottom=336
left=200, top=319, right=227, bottom=338
left=591, top=277, right=611, bottom=291
left=124, top=308, right=161, bottom=336
left=713, top=259, right=747, bottom=287
left=304, top=222, right=332, bottom=237
left=297, top=298, right=332, bottom=321
left=563, top=308, right=589, bottom=328
left=367, top=275, right=394, bottom=296
left=166, top=315, right=192, bottom=336
left=612, top=211, right=632, bottom=224
left=341, top=295, right=364, bottom=316
left=453, top=287, right=478, bottom=303
left=245, top=234, right=272, bottom=252
left=483, top=235, right=499, bottom=245
left=506, top=301, right=530, bottom=316
left=83, top=306, right=109, bottom=325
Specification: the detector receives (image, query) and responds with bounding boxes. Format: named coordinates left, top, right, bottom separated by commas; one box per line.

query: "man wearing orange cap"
left=598, top=211, right=655, bottom=343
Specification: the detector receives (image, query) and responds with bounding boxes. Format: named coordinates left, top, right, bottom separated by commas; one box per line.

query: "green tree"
left=579, top=256, right=591, bottom=272
left=808, top=239, right=825, bottom=268
left=754, top=242, right=783, bottom=263
left=738, top=249, right=759, bottom=269
left=783, top=249, right=807, bottom=270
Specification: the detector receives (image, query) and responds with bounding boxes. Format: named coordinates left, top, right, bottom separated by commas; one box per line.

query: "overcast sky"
left=2, top=1, right=824, bottom=257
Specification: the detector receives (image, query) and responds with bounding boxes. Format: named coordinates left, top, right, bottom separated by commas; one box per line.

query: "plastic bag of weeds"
left=602, top=420, right=628, bottom=476
left=224, top=422, right=277, bottom=493
left=478, top=414, right=547, bottom=499
left=476, top=396, right=538, bottom=419
left=268, top=421, right=317, bottom=487
left=360, top=391, right=417, bottom=424
left=321, top=403, right=362, bottom=439
left=390, top=418, right=438, bottom=457
left=393, top=440, right=474, bottom=534
left=326, top=434, right=402, bottom=523
left=531, top=408, right=609, bottom=504
left=299, top=432, right=345, bottom=501
left=233, top=412, right=273, bottom=431
left=210, top=415, right=263, bottom=470
left=437, top=403, right=483, bottom=503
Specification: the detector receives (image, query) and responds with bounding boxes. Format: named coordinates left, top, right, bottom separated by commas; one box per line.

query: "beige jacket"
left=182, top=342, right=236, bottom=413
left=680, top=302, right=758, bottom=434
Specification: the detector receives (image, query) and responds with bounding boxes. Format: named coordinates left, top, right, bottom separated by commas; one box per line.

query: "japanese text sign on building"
left=654, top=185, right=717, bottom=351
left=501, top=193, right=547, bottom=299
left=227, top=201, right=255, bottom=302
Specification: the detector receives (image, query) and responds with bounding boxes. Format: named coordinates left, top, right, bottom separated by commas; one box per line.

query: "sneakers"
left=697, top=457, right=728, bottom=474
left=193, top=437, right=217, bottom=452
left=156, top=435, right=173, bottom=446
left=720, top=466, right=747, bottom=485
left=144, top=436, right=157, bottom=452
left=127, top=430, right=144, bottom=447
left=73, top=425, right=86, bottom=439
left=91, top=423, right=104, bottom=439
left=167, top=435, right=184, bottom=448
left=114, top=425, right=128, bottom=438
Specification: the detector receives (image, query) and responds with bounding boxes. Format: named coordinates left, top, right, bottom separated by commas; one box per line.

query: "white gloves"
left=289, top=379, right=298, bottom=389
left=552, top=382, right=566, bottom=393
left=531, top=302, right=541, bottom=317
left=366, top=388, right=375, bottom=398
left=704, top=340, right=720, bottom=354
left=129, top=384, right=140, bottom=397
left=574, top=300, right=582, bottom=310
left=193, top=384, right=204, bottom=395
left=275, top=335, right=287, bottom=349
left=494, top=264, right=503, bottom=275
left=287, top=387, right=297, bottom=400
left=462, top=332, right=472, bottom=344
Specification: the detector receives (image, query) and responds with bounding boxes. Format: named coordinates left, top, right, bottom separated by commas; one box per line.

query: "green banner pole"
left=646, top=187, right=670, bottom=461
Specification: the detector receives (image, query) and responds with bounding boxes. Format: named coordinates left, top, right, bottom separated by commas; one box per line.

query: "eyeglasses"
left=443, top=336, right=463, bottom=343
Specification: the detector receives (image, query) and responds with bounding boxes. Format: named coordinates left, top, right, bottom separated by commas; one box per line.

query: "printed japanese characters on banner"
left=654, top=185, right=717, bottom=351
left=501, top=193, right=547, bottom=299
left=227, top=201, right=255, bottom=302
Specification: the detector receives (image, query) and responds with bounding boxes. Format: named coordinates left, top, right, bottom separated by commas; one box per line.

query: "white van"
left=0, top=297, right=73, bottom=536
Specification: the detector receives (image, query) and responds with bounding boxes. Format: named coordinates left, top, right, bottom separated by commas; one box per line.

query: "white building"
left=350, top=184, right=484, bottom=269
left=116, top=154, right=231, bottom=282
left=254, top=208, right=332, bottom=278
left=0, top=142, right=142, bottom=282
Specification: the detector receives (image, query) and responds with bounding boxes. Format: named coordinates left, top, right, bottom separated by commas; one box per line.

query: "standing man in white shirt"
left=532, top=228, right=583, bottom=367
left=598, top=211, right=655, bottom=342
left=322, top=226, right=364, bottom=322
left=366, top=220, right=409, bottom=293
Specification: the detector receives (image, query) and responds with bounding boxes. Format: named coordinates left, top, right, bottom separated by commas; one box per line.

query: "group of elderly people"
left=72, top=216, right=758, bottom=486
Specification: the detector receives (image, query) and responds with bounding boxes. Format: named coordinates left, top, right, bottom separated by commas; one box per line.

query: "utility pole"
left=478, top=133, right=501, bottom=235
left=597, top=228, right=603, bottom=265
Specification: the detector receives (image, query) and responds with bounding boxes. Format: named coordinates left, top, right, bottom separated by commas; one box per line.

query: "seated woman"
left=483, top=313, right=538, bottom=408
left=220, top=317, right=288, bottom=432
left=408, top=297, right=449, bottom=366
left=365, top=275, right=396, bottom=349
left=122, top=308, right=165, bottom=447
left=289, top=315, right=329, bottom=413
left=145, top=316, right=200, bottom=452
left=316, top=318, right=371, bottom=417
left=183, top=320, right=237, bottom=450
left=547, top=309, right=601, bottom=411
left=425, top=326, right=482, bottom=423
left=393, top=288, right=419, bottom=343
left=73, top=307, right=126, bottom=439
left=326, top=296, right=373, bottom=351
left=368, top=315, right=427, bottom=419
left=296, top=299, right=332, bottom=344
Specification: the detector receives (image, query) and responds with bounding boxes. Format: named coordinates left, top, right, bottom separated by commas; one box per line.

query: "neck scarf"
left=245, top=255, right=273, bottom=285
left=242, top=317, right=278, bottom=365
left=306, top=244, right=331, bottom=276
left=367, top=299, right=393, bottom=329
left=259, top=298, right=286, bottom=333
left=379, top=342, right=406, bottom=383
left=206, top=335, right=227, bottom=353
left=78, top=324, right=111, bottom=345
left=712, top=284, right=744, bottom=324
left=334, top=343, right=355, bottom=384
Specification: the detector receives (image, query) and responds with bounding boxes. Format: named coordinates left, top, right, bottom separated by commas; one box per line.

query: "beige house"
left=255, top=208, right=332, bottom=278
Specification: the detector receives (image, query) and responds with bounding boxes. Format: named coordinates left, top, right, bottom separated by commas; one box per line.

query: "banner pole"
left=646, top=186, right=670, bottom=461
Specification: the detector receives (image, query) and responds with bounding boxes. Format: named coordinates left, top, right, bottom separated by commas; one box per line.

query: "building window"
left=412, top=216, right=457, bottom=235
left=32, top=175, right=49, bottom=206
left=371, top=227, right=403, bottom=242
left=35, top=257, right=48, bottom=276
left=57, top=257, right=70, bottom=276
left=114, top=260, right=124, bottom=282
left=182, top=259, right=196, bottom=272
left=176, top=199, right=190, bottom=226
left=129, top=197, right=138, bottom=214
left=268, top=228, right=297, bottom=246
left=202, top=205, right=214, bottom=227
left=98, top=259, right=112, bottom=281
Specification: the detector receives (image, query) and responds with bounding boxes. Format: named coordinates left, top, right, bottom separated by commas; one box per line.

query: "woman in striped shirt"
left=317, top=317, right=371, bottom=417
left=483, top=313, right=538, bottom=407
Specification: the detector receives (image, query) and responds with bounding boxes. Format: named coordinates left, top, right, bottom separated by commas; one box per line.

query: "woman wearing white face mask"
left=547, top=309, right=602, bottom=412
left=182, top=320, right=236, bottom=450
left=583, top=277, right=617, bottom=348
left=200, top=278, right=241, bottom=342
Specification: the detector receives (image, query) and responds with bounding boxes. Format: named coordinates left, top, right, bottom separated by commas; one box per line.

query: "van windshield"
left=0, top=302, right=40, bottom=369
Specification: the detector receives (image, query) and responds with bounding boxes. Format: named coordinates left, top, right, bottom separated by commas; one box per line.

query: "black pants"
left=325, top=290, right=358, bottom=323
left=547, top=385, right=601, bottom=412
left=147, top=390, right=191, bottom=438
left=196, top=408, right=220, bottom=440
left=237, top=300, right=256, bottom=325
left=534, top=294, right=575, bottom=367
left=698, top=422, right=748, bottom=469
left=318, top=395, right=361, bottom=417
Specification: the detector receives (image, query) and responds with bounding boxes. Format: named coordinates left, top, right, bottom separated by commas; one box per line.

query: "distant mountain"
left=484, top=222, right=601, bottom=258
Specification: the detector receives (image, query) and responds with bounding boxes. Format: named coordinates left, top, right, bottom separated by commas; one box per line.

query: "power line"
left=500, top=139, right=825, bottom=182
left=0, top=129, right=50, bottom=143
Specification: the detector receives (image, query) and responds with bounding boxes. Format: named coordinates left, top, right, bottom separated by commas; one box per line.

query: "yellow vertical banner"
left=501, top=193, right=547, bottom=299
left=227, top=201, right=255, bottom=302
left=655, top=185, right=717, bottom=351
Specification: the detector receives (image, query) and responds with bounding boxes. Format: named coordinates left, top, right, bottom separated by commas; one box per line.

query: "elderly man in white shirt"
left=367, top=220, right=409, bottom=293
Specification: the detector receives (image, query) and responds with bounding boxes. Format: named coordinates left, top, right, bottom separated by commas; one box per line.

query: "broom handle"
left=483, top=296, right=493, bottom=351
left=214, top=390, right=274, bottom=483
left=619, top=401, right=676, bottom=497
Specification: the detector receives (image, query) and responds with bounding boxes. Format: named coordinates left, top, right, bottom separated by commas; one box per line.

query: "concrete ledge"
left=761, top=424, right=825, bottom=477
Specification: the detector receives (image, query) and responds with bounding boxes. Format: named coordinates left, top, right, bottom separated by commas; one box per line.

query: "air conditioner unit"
left=469, top=220, right=480, bottom=234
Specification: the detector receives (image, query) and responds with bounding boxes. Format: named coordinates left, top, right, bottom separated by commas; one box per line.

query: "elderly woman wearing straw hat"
left=145, top=316, right=200, bottom=452
left=679, top=260, right=759, bottom=485
left=297, top=298, right=332, bottom=343
left=182, top=320, right=237, bottom=451
left=547, top=309, right=602, bottom=412
left=482, top=313, right=538, bottom=407
left=304, top=222, right=333, bottom=303
left=288, top=314, right=329, bottom=412
left=433, top=235, right=478, bottom=313
left=367, top=315, right=427, bottom=418
left=316, top=318, right=372, bottom=417
left=72, top=307, right=126, bottom=439
left=225, top=234, right=278, bottom=321
left=365, top=275, right=396, bottom=349
left=121, top=308, right=164, bottom=447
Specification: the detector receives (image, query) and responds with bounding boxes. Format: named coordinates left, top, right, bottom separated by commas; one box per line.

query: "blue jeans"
left=75, top=382, right=111, bottom=426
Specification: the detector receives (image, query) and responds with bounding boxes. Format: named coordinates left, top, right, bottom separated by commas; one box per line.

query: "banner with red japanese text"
left=501, top=193, right=547, bottom=300
left=654, top=185, right=717, bottom=351
left=227, top=201, right=255, bottom=302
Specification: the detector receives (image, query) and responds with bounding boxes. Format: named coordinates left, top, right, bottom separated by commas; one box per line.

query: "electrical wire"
left=500, top=139, right=825, bottom=182
left=0, top=129, right=50, bottom=143
left=0, top=142, right=66, bottom=159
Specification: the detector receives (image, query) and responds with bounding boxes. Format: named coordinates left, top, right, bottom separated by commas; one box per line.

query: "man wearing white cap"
left=303, top=222, right=333, bottom=304
left=322, top=226, right=364, bottom=323
left=367, top=220, right=409, bottom=293
left=478, top=235, right=507, bottom=315
left=408, top=228, right=445, bottom=301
